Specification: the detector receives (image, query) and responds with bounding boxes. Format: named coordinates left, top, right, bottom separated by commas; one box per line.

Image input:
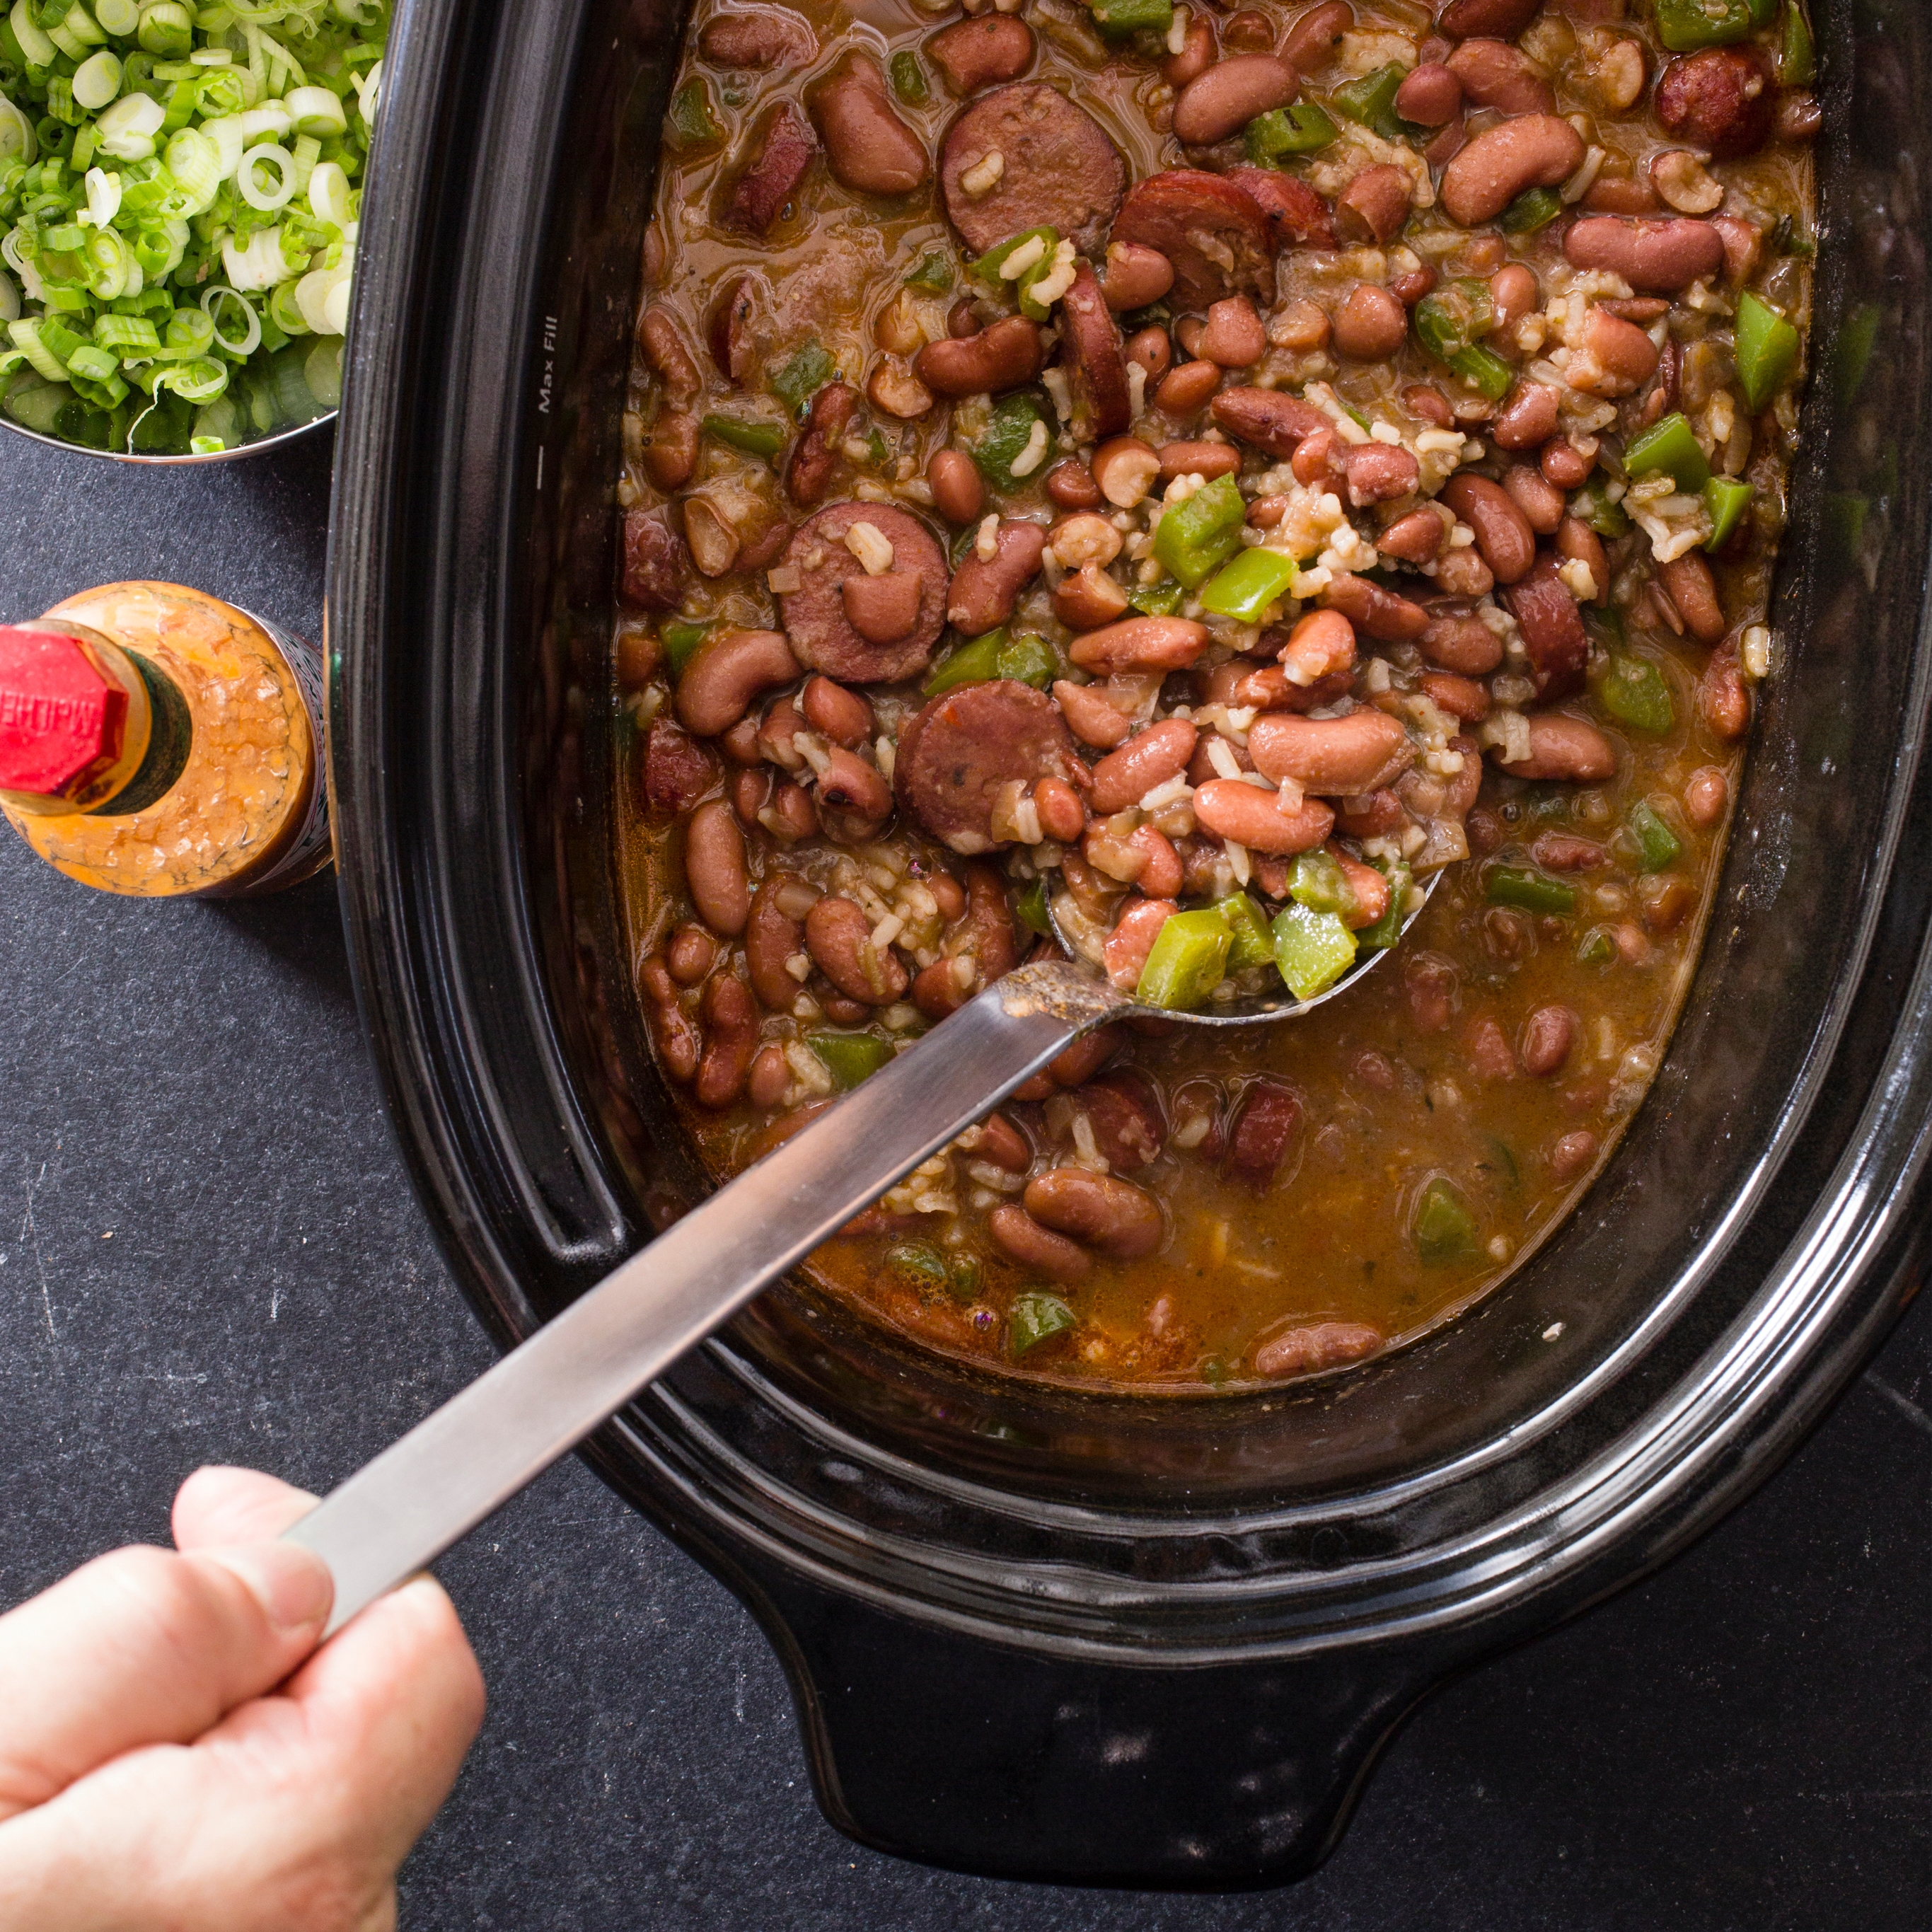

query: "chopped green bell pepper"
left=973, top=392, right=1046, bottom=491
left=1271, top=901, right=1357, bottom=1001
left=1651, top=0, right=1771, bottom=52
left=1213, top=892, right=1276, bottom=970
left=1486, top=865, right=1576, bottom=917
left=770, top=339, right=836, bottom=420
left=1624, top=410, right=1711, bottom=491
left=1355, top=858, right=1411, bottom=952
left=1152, top=473, right=1245, bottom=587
left=1577, top=925, right=1617, bottom=968
left=904, top=249, right=955, bottom=294
left=1413, top=1176, right=1477, bottom=1263
left=1200, top=546, right=1297, bottom=621
left=1596, top=654, right=1675, bottom=734
left=1015, top=877, right=1051, bottom=935
left=1779, top=0, right=1815, bottom=83
left=1500, top=185, right=1562, bottom=234
left=808, top=1031, right=895, bottom=1089
left=661, top=619, right=710, bottom=676
left=1413, top=281, right=1494, bottom=363
left=1128, top=582, right=1185, bottom=617
left=884, top=1242, right=951, bottom=1297
left=889, top=50, right=928, bottom=103
left=702, top=412, right=787, bottom=458
left=1288, top=848, right=1354, bottom=918
left=1571, top=476, right=1633, bottom=538
left=972, top=225, right=1058, bottom=285
left=1703, top=475, right=1754, bottom=550
left=1087, top=0, right=1172, bottom=35
left=924, top=628, right=1009, bottom=697
left=1008, top=1290, right=1077, bottom=1355
left=1136, top=907, right=1233, bottom=1010
left=665, top=77, right=724, bottom=151
left=1331, top=61, right=1411, bottom=143
left=1735, top=291, right=1800, bottom=413
left=1450, top=343, right=1514, bottom=403
left=1244, top=101, right=1338, bottom=163
left=999, top=632, right=1058, bottom=688
left=1627, top=799, right=1683, bottom=872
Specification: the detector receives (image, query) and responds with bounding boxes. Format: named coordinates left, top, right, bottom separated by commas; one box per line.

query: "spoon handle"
left=284, top=966, right=1106, bottom=1635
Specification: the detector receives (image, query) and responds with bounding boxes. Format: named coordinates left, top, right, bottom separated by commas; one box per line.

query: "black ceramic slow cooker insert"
left=327, top=0, right=1932, bottom=1888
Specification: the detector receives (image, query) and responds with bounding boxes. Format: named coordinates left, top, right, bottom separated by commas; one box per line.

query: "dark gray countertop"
left=1, top=430, right=1926, bottom=1929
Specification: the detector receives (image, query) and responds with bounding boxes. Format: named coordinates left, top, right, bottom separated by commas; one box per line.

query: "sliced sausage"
left=928, top=14, right=1034, bottom=93
left=777, top=502, right=949, bottom=684
left=726, top=103, right=818, bottom=236
left=1503, top=556, right=1587, bottom=700
left=1561, top=216, right=1726, bottom=294
left=939, top=83, right=1126, bottom=256
left=1438, top=0, right=1542, bottom=37
left=707, top=272, right=760, bottom=384
left=1111, top=169, right=1276, bottom=310
left=1222, top=165, right=1337, bottom=250
left=1223, top=1077, right=1302, bottom=1188
left=1656, top=45, right=1775, bottom=160
left=1072, top=1070, right=1166, bottom=1172
left=621, top=507, right=690, bottom=612
left=641, top=719, right=719, bottom=814
left=784, top=380, right=857, bottom=508
left=700, top=7, right=817, bottom=69
left=1058, top=260, right=1131, bottom=442
left=893, top=679, right=1084, bottom=854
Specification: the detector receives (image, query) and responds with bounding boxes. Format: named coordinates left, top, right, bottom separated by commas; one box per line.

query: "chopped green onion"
left=71, top=50, right=121, bottom=111
left=1244, top=101, right=1337, bottom=163
left=1485, top=864, right=1575, bottom=917
left=1135, top=906, right=1232, bottom=1010
left=1007, top=1290, right=1077, bottom=1355
left=1413, top=1176, right=1476, bottom=1263
left=1086, top=0, right=1172, bottom=37
left=136, top=1, right=193, bottom=58
left=1200, top=546, right=1297, bottom=621
left=1779, top=0, right=1815, bottom=84
left=1734, top=291, right=1800, bottom=412
left=770, top=337, right=835, bottom=420
left=1151, top=473, right=1244, bottom=586
left=1271, top=900, right=1356, bottom=1000
left=1623, top=410, right=1711, bottom=491
left=1627, top=799, right=1683, bottom=872
left=808, top=1031, right=895, bottom=1089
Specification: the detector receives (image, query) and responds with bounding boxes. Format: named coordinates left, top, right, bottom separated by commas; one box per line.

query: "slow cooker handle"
left=752, top=1566, right=1425, bottom=1887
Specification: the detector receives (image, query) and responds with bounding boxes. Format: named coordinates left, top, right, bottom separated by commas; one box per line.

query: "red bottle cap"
left=0, top=625, right=128, bottom=799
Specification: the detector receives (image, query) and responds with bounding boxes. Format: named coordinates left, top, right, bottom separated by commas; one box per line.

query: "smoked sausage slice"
left=777, top=502, right=949, bottom=684
left=1224, top=164, right=1336, bottom=250
left=726, top=103, right=817, bottom=236
left=939, top=83, right=1126, bottom=256
left=1058, top=260, right=1131, bottom=441
left=1111, top=170, right=1276, bottom=309
left=894, top=679, right=1085, bottom=853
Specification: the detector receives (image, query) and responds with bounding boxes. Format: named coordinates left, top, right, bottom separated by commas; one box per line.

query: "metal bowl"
left=0, top=405, right=336, bottom=465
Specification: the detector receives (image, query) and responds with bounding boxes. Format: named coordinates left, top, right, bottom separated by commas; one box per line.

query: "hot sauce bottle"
left=0, top=582, right=330, bottom=897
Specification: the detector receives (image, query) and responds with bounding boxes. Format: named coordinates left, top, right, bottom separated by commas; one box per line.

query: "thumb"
left=0, top=1535, right=332, bottom=1823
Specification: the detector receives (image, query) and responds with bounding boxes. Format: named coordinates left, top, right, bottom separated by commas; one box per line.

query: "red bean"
left=1334, top=163, right=1411, bottom=244
left=1440, top=115, right=1585, bottom=227
left=685, top=799, right=751, bottom=937
left=666, top=925, right=717, bottom=985
left=1090, top=719, right=1200, bottom=815
left=1199, top=296, right=1267, bottom=368
left=989, top=1203, right=1090, bottom=1281
left=1252, top=1321, right=1381, bottom=1378
left=1520, top=1005, right=1577, bottom=1077
left=1331, top=283, right=1407, bottom=359
left=1024, top=1166, right=1164, bottom=1259
left=1684, top=764, right=1729, bottom=830
left=694, top=973, right=759, bottom=1108
left=1173, top=54, right=1297, bottom=146
left=1394, top=62, right=1462, bottom=126
left=1440, top=473, right=1536, bottom=584
left=804, top=893, right=909, bottom=1005
left=927, top=448, right=984, bottom=526
left=1492, top=381, right=1561, bottom=450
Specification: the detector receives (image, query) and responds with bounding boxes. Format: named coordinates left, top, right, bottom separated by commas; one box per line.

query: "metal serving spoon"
left=287, top=876, right=1436, bottom=1633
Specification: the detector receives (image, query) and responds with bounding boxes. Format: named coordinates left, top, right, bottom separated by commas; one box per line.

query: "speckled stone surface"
left=0, top=429, right=1926, bottom=1929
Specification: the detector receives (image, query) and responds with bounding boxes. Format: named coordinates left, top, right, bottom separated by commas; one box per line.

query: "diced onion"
left=284, top=84, right=346, bottom=137
left=236, top=142, right=296, bottom=211
left=202, top=284, right=262, bottom=357
left=96, top=91, right=166, bottom=161
left=71, top=50, right=122, bottom=111
left=307, top=158, right=352, bottom=228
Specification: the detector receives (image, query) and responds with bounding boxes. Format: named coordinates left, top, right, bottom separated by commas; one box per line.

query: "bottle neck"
left=0, top=622, right=192, bottom=818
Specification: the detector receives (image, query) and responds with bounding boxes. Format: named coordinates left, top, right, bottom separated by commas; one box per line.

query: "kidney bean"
left=1153, top=441, right=1241, bottom=486
left=1253, top=1320, right=1382, bottom=1377
left=1322, top=572, right=1429, bottom=641
left=912, top=956, right=968, bottom=1020
left=1394, top=62, right=1462, bottom=126
left=1658, top=552, right=1726, bottom=644
left=1100, top=241, right=1176, bottom=313
left=1030, top=774, right=1086, bottom=844
left=1528, top=831, right=1605, bottom=872
left=744, top=1042, right=790, bottom=1110
left=1501, top=463, right=1564, bottom=537
left=744, top=874, right=810, bottom=1010
left=1054, top=564, right=1130, bottom=630
left=1465, top=1014, right=1518, bottom=1081
left=1193, top=780, right=1337, bottom=853
left=1223, top=1078, right=1302, bottom=1188
left=815, top=746, right=893, bottom=835
left=1699, top=644, right=1749, bottom=741
left=1097, top=896, right=1172, bottom=990
left=1331, top=282, right=1408, bottom=359
left=1436, top=545, right=1496, bottom=598
left=1177, top=314, right=1210, bottom=359
left=1639, top=874, right=1695, bottom=935
left=1288, top=426, right=1342, bottom=488
left=1390, top=267, right=1438, bottom=307
left=916, top=316, right=1044, bottom=397
left=1335, top=163, right=1411, bottom=245
left=1582, top=170, right=1661, bottom=216
left=693, top=973, right=758, bottom=1108
left=1404, top=953, right=1458, bottom=1033
left=1280, top=608, right=1357, bottom=684
left=1070, top=617, right=1210, bottom=673
left=1048, top=680, right=1128, bottom=751
left=1440, top=473, right=1536, bottom=584
left=1419, top=671, right=1488, bottom=722
left=1220, top=8, right=1273, bottom=51
left=685, top=798, right=752, bottom=939
left=930, top=13, right=1034, bottom=93
left=1404, top=383, right=1454, bottom=429
left=1446, top=37, right=1554, bottom=115
left=815, top=57, right=930, bottom=195
left=1515, top=1003, right=1576, bottom=1078
left=1198, top=296, right=1266, bottom=369
left=804, top=893, right=909, bottom=1005
left=1657, top=45, right=1775, bottom=160
left=1424, top=115, right=1466, bottom=169
left=1440, top=115, right=1585, bottom=228
left=1086, top=437, right=1156, bottom=509
left=1036, top=465, right=1098, bottom=517
left=1123, top=330, right=1172, bottom=385
left=666, top=925, right=717, bottom=986
left=1491, top=381, right=1559, bottom=452
left=675, top=633, right=800, bottom=748
left=990, top=1203, right=1091, bottom=1282
left=640, top=411, right=698, bottom=491
left=1376, top=505, right=1447, bottom=565
left=1572, top=306, right=1661, bottom=400
left=785, top=381, right=857, bottom=507
left=1555, top=516, right=1607, bottom=600
left=1338, top=441, right=1421, bottom=508
left=1332, top=851, right=1389, bottom=930
left=1024, top=1166, right=1163, bottom=1259
left=1174, top=53, right=1299, bottom=146
left=947, top=520, right=1047, bottom=636
left=1563, top=216, right=1725, bottom=294
left=646, top=987, right=701, bottom=1084
left=1496, top=712, right=1616, bottom=782
left=1280, top=0, right=1350, bottom=69
left=681, top=498, right=741, bottom=579
left=1249, top=710, right=1411, bottom=794
left=868, top=357, right=935, bottom=421
left=1437, top=0, right=1539, bottom=35
left=1541, top=438, right=1595, bottom=488
left=700, top=9, right=817, bottom=68
left=1161, top=10, right=1215, bottom=87
left=963, top=862, right=1020, bottom=983
left=797, top=674, right=871, bottom=748
left=947, top=298, right=980, bottom=340
left=1154, top=359, right=1222, bottom=413
left=1546, top=1130, right=1599, bottom=1184
left=1088, top=718, right=1198, bottom=816
left=1129, top=824, right=1185, bottom=898
left=1485, top=266, right=1539, bottom=342
left=638, top=309, right=701, bottom=403
left=1707, top=213, right=1762, bottom=287
left=770, top=782, right=819, bottom=841
left=925, top=449, right=985, bottom=528
left=1684, top=764, right=1729, bottom=831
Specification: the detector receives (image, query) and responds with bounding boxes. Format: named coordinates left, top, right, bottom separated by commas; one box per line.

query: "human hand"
left=0, top=1466, right=485, bottom=1932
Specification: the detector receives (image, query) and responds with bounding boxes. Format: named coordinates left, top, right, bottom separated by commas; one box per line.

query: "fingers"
left=172, top=1466, right=318, bottom=1551
left=0, top=1528, right=332, bottom=1822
